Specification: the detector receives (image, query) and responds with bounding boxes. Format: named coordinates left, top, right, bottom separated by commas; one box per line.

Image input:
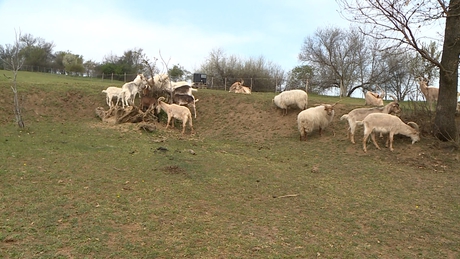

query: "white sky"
left=0, top=0, right=349, bottom=73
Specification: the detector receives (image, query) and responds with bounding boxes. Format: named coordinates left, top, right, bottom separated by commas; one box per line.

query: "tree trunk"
left=11, top=77, right=25, bottom=129
left=434, top=0, right=460, bottom=142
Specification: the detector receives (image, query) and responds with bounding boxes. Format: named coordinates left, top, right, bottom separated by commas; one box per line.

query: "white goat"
left=102, top=86, right=127, bottom=108
left=365, top=86, right=384, bottom=106
left=147, top=73, right=170, bottom=91
left=156, top=97, right=194, bottom=135
left=297, top=103, right=336, bottom=141
left=229, top=80, right=251, bottom=94
left=121, top=74, right=148, bottom=107
left=273, top=89, right=308, bottom=115
left=357, top=113, right=420, bottom=152
left=417, top=77, right=439, bottom=110
left=340, top=99, right=400, bottom=144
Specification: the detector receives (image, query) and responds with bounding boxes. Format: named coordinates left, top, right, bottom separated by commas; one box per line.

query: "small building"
left=193, top=73, right=207, bottom=84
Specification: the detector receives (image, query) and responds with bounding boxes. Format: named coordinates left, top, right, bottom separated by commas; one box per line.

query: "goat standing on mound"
left=340, top=98, right=400, bottom=144
left=172, top=92, right=199, bottom=118
left=297, top=103, right=336, bottom=141
left=102, top=86, right=127, bottom=108
left=156, top=97, right=194, bottom=135
left=121, top=74, right=148, bottom=107
left=357, top=113, right=420, bottom=152
left=416, top=77, right=438, bottom=111
left=273, top=89, right=308, bottom=115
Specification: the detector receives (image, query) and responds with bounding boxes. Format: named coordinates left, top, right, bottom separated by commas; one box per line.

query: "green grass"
left=0, top=70, right=459, bottom=258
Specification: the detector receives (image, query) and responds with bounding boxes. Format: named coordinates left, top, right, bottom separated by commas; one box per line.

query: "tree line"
left=0, top=30, right=441, bottom=99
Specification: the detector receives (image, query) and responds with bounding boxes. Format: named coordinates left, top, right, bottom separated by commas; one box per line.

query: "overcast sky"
left=0, top=0, right=350, bottom=73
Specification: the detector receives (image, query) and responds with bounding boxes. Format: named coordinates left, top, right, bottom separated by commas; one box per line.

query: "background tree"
left=380, top=50, right=415, bottom=101
left=337, top=0, right=459, bottom=142
left=0, top=31, right=26, bottom=128
left=285, top=65, right=313, bottom=91
left=299, top=27, right=388, bottom=97
left=62, top=52, right=84, bottom=75
left=19, top=33, right=54, bottom=72
left=96, top=49, right=147, bottom=81
left=83, top=60, right=97, bottom=77
left=200, top=48, right=284, bottom=92
left=169, top=64, right=191, bottom=82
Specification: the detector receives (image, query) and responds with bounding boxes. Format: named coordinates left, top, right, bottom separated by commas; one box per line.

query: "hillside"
left=2, top=71, right=460, bottom=258
left=0, top=71, right=458, bottom=159
left=0, top=74, right=342, bottom=141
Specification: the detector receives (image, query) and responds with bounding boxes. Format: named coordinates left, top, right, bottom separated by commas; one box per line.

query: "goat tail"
left=340, top=114, right=348, bottom=121
left=102, top=90, right=107, bottom=93
left=356, top=121, right=364, bottom=126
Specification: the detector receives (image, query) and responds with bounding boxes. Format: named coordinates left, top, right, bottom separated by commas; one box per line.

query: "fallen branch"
left=273, top=194, right=299, bottom=198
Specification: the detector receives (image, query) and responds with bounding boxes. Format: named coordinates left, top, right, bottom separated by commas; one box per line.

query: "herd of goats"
left=99, top=74, right=458, bottom=152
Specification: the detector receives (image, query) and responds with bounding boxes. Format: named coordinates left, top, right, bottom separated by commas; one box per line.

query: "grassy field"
left=1, top=71, right=459, bottom=258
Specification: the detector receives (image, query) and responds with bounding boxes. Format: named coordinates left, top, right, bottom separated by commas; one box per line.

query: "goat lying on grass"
left=156, top=97, right=194, bottom=135
left=229, top=80, right=251, bottom=94
left=365, top=89, right=384, bottom=106
left=357, top=113, right=420, bottom=152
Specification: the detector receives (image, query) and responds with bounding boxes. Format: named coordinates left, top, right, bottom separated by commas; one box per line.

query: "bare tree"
left=337, top=0, right=459, bottom=142
left=200, top=48, right=285, bottom=92
left=0, top=30, right=25, bottom=128
left=299, top=27, right=389, bottom=97
left=381, top=50, right=415, bottom=101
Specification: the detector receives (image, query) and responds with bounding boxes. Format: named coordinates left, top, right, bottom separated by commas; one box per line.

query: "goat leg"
left=363, top=134, right=369, bottom=153
left=370, top=132, right=381, bottom=150
left=388, top=133, right=395, bottom=151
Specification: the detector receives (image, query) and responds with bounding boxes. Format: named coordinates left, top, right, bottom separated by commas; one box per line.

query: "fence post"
left=224, top=77, right=227, bottom=91
left=250, top=78, right=253, bottom=90
left=124, top=73, right=126, bottom=82
left=275, top=77, right=278, bottom=93
left=111, top=73, right=114, bottom=81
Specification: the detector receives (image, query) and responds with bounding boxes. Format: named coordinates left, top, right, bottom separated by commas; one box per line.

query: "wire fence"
left=12, top=66, right=288, bottom=93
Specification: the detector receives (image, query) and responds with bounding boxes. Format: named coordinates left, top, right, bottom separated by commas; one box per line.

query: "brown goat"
left=417, top=77, right=438, bottom=111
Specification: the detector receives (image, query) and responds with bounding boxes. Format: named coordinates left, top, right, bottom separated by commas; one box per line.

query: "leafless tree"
left=200, top=48, right=285, bottom=92
left=0, top=30, right=25, bottom=128
left=299, top=27, right=390, bottom=97
left=337, top=0, right=459, bottom=142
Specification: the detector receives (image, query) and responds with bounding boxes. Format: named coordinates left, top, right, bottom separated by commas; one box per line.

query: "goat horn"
left=407, top=122, right=420, bottom=132
left=332, top=99, right=342, bottom=106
